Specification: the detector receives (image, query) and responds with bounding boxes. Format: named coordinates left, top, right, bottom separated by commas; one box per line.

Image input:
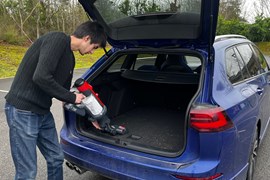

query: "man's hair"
left=72, top=21, right=107, bottom=48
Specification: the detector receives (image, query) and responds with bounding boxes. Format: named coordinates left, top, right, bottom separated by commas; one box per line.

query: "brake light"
left=174, top=173, right=222, bottom=180
left=190, top=105, right=233, bottom=132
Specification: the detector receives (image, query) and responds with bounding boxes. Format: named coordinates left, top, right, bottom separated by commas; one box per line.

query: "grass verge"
left=256, top=42, right=270, bottom=55
left=0, top=43, right=109, bottom=78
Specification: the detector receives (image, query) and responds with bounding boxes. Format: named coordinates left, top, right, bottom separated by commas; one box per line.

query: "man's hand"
left=75, top=93, right=85, bottom=104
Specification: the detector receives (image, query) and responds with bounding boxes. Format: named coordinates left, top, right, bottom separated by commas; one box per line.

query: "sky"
left=243, top=0, right=257, bottom=22
left=242, top=0, right=269, bottom=23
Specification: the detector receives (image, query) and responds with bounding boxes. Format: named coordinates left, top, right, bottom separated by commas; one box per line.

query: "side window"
left=107, top=54, right=158, bottom=73
left=134, top=54, right=157, bottom=70
left=186, top=56, right=201, bottom=70
left=225, top=48, right=243, bottom=83
left=234, top=48, right=250, bottom=80
left=107, top=55, right=127, bottom=73
left=251, top=45, right=269, bottom=72
left=236, top=44, right=261, bottom=77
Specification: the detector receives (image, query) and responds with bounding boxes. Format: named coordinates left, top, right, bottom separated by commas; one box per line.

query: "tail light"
left=174, top=173, right=222, bottom=180
left=190, top=105, right=233, bottom=132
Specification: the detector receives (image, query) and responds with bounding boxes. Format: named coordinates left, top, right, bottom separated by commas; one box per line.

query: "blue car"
left=60, top=0, right=270, bottom=179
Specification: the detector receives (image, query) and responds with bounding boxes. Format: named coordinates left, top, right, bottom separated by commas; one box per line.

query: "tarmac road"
left=1, top=58, right=270, bottom=179
left=0, top=69, right=108, bottom=180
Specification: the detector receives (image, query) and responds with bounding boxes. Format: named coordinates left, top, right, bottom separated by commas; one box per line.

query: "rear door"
left=248, top=44, right=270, bottom=134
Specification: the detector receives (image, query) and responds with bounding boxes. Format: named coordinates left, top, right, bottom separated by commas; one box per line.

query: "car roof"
left=214, top=35, right=252, bottom=51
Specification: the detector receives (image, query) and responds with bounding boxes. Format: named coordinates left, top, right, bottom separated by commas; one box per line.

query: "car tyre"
left=246, top=127, right=259, bottom=180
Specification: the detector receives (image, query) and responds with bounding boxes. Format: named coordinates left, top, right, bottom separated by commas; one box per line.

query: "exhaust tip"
left=65, top=161, right=86, bottom=175
left=65, top=161, right=74, bottom=170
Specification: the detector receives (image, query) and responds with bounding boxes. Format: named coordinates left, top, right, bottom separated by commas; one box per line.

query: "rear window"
left=94, top=0, right=202, bottom=24
left=225, top=48, right=243, bottom=84
left=236, top=44, right=261, bottom=77
left=107, top=53, right=201, bottom=73
left=250, top=45, right=269, bottom=72
left=225, top=43, right=267, bottom=84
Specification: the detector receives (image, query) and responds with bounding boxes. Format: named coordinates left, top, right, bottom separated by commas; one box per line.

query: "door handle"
left=257, top=87, right=264, bottom=95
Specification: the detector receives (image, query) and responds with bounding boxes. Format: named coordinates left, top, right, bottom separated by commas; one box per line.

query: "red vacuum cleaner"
left=65, top=78, right=126, bottom=136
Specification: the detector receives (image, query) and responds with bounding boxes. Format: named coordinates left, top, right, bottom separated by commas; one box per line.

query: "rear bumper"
left=60, top=128, right=229, bottom=180
left=60, top=130, right=182, bottom=180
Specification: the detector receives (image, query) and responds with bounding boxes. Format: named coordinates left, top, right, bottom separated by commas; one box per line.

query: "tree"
left=253, top=0, right=270, bottom=19
left=247, top=16, right=270, bottom=42
left=1, top=0, right=40, bottom=42
left=119, top=0, right=161, bottom=15
left=219, top=0, right=244, bottom=20
left=143, top=0, right=160, bottom=13
left=168, top=0, right=181, bottom=12
left=119, top=0, right=132, bottom=15
left=216, top=16, right=248, bottom=35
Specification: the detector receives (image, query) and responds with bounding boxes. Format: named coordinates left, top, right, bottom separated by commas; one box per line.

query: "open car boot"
left=88, top=115, right=127, bottom=136
left=64, top=103, right=127, bottom=136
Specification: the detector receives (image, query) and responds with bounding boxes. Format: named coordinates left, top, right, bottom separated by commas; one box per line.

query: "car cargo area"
left=76, top=53, right=201, bottom=156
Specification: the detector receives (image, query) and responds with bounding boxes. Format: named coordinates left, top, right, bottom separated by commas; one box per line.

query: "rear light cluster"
left=174, top=173, right=222, bottom=180
left=190, top=105, right=233, bottom=132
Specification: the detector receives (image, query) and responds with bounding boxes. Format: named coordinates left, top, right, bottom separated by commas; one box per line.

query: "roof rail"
left=215, top=34, right=247, bottom=42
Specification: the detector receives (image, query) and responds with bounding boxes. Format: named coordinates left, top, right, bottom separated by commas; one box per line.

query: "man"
left=4, top=21, right=107, bottom=180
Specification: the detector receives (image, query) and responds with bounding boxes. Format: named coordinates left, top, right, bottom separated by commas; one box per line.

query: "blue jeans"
left=5, top=102, right=64, bottom=180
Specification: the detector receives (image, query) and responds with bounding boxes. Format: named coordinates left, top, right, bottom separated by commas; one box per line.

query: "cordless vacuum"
left=64, top=78, right=126, bottom=136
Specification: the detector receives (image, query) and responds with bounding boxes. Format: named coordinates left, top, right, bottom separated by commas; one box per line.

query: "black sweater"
left=5, top=32, right=76, bottom=114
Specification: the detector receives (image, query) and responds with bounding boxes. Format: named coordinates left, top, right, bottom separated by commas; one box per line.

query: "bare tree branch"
left=23, top=2, right=40, bottom=25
